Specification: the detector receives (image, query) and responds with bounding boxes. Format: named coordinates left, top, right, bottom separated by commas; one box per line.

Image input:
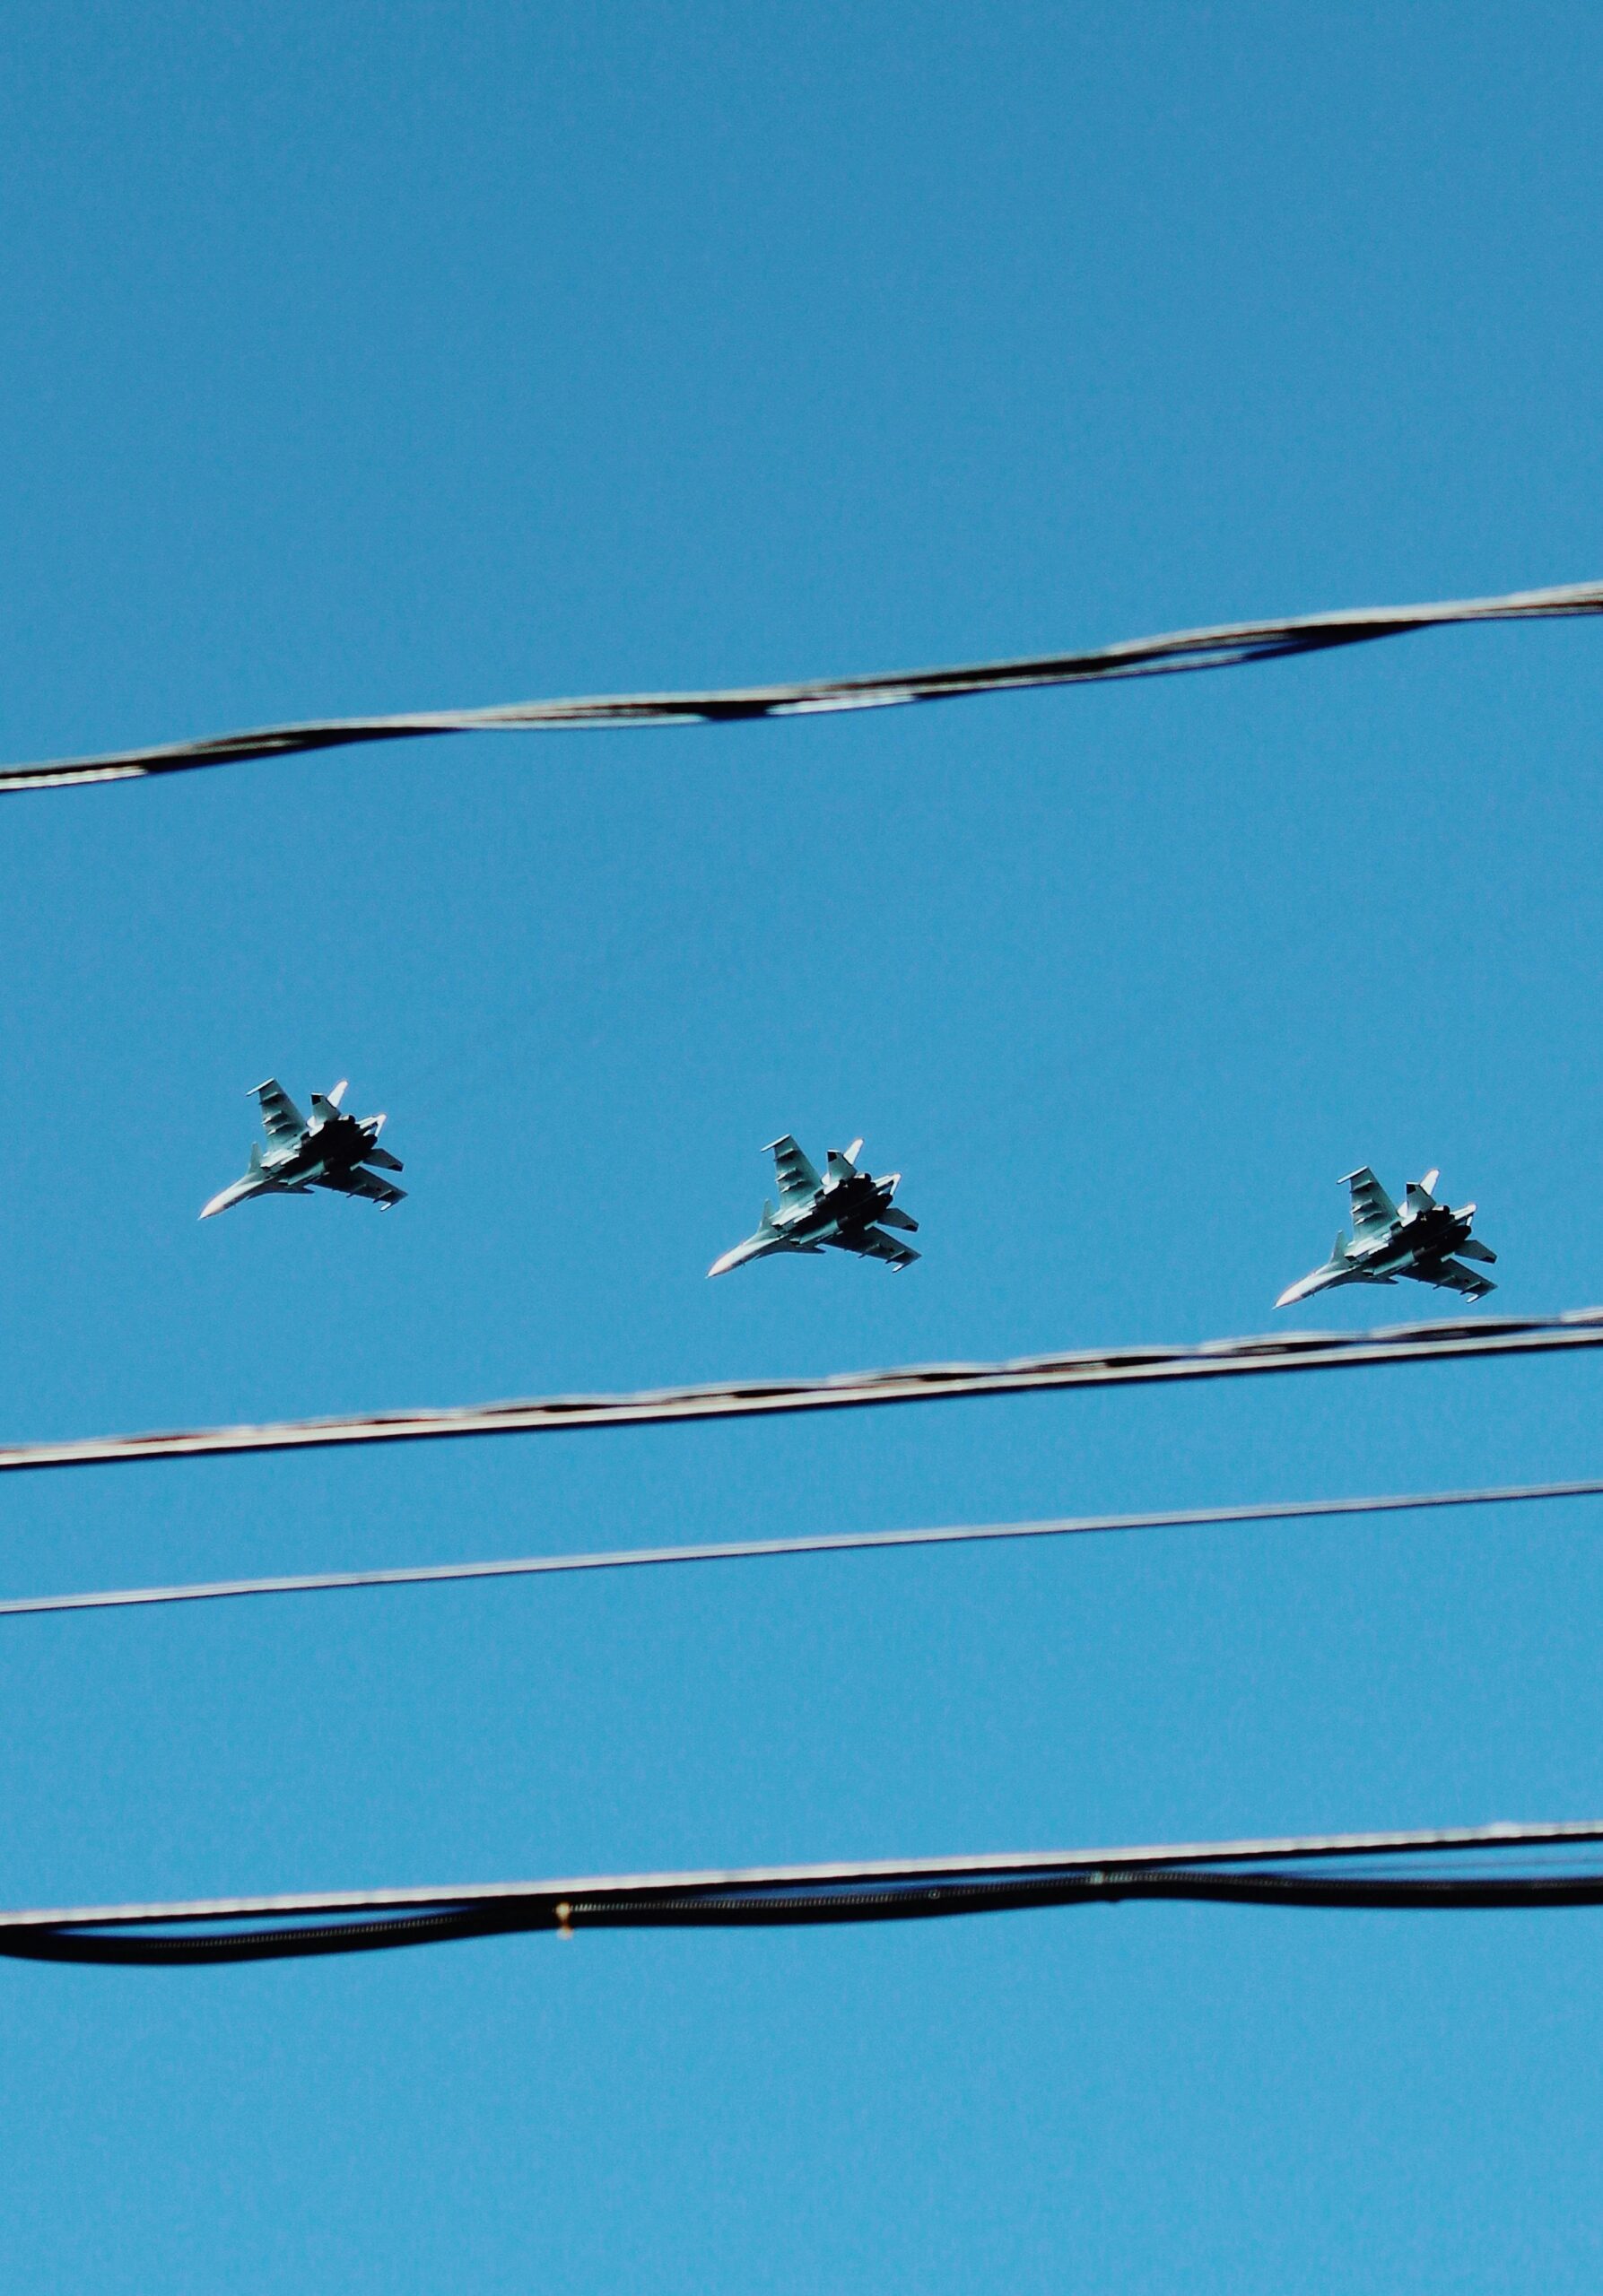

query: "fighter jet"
left=201, top=1079, right=405, bottom=1218
left=709, top=1135, right=919, bottom=1275
left=1276, top=1166, right=1495, bottom=1308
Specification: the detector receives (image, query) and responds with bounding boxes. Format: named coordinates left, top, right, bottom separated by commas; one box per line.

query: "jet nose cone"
left=201, top=1177, right=257, bottom=1219
left=707, top=1248, right=739, bottom=1278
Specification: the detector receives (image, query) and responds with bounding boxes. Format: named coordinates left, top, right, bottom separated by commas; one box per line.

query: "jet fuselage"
left=709, top=1135, right=919, bottom=1274
left=202, top=1078, right=405, bottom=1218
left=773, top=1169, right=900, bottom=1246
left=1276, top=1165, right=1493, bottom=1307
left=264, top=1110, right=379, bottom=1188
left=1352, top=1201, right=1474, bottom=1280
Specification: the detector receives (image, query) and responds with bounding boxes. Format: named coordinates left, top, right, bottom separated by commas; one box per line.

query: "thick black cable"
left=20, top=1874, right=1603, bottom=1964
left=6, top=576, right=1603, bottom=792
left=8, top=1472, right=1603, bottom=1621
left=3, top=1309, right=1602, bottom=1477
left=8, top=1820, right=1603, bottom=1965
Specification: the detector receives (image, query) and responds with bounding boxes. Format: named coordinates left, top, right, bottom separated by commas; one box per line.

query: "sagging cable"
left=9, top=1472, right=1603, bottom=1622
left=1, top=1309, right=1600, bottom=1476
left=8, top=1819, right=1603, bottom=1965
left=6, top=575, right=1603, bottom=791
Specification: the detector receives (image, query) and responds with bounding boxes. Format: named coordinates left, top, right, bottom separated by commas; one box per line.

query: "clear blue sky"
left=3, top=3, right=1603, bottom=2287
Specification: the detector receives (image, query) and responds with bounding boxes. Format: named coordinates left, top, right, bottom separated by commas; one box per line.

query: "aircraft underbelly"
left=791, top=1214, right=840, bottom=1244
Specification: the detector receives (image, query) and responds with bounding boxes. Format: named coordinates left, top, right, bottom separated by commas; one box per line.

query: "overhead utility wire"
left=6, top=575, right=1603, bottom=792
left=5, top=1309, right=1602, bottom=1476
left=13, top=1473, right=1603, bottom=1622
left=8, top=1820, right=1603, bottom=1965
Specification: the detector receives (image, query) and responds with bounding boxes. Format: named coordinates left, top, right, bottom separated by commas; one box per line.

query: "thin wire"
left=6, top=575, right=1603, bottom=791
left=3, top=1308, right=1600, bottom=1476
left=10, top=1472, right=1603, bottom=1622
left=8, top=1818, right=1603, bottom=1965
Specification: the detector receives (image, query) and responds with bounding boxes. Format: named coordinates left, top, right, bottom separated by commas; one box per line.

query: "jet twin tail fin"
left=1405, top=1170, right=1442, bottom=1217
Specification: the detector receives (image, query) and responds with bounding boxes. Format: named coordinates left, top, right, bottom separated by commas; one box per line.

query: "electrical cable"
left=9, top=1471, right=1603, bottom=1622
left=4, top=1308, right=1600, bottom=1476
left=6, top=575, right=1603, bottom=791
left=7, top=1820, right=1603, bottom=1965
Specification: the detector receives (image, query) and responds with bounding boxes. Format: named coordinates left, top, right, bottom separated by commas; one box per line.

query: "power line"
left=10, top=1472, right=1603, bottom=1622
left=6, top=575, right=1602, bottom=792
left=7, top=1819, right=1603, bottom=1965
left=4, top=1309, right=1600, bottom=1476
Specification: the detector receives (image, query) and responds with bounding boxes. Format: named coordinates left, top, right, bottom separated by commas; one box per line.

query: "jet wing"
left=828, top=1226, right=919, bottom=1269
left=1342, top=1167, right=1398, bottom=1239
left=1424, top=1257, right=1495, bottom=1300
left=318, top=1167, right=406, bottom=1207
left=254, top=1078, right=308, bottom=1143
left=766, top=1135, right=823, bottom=1204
